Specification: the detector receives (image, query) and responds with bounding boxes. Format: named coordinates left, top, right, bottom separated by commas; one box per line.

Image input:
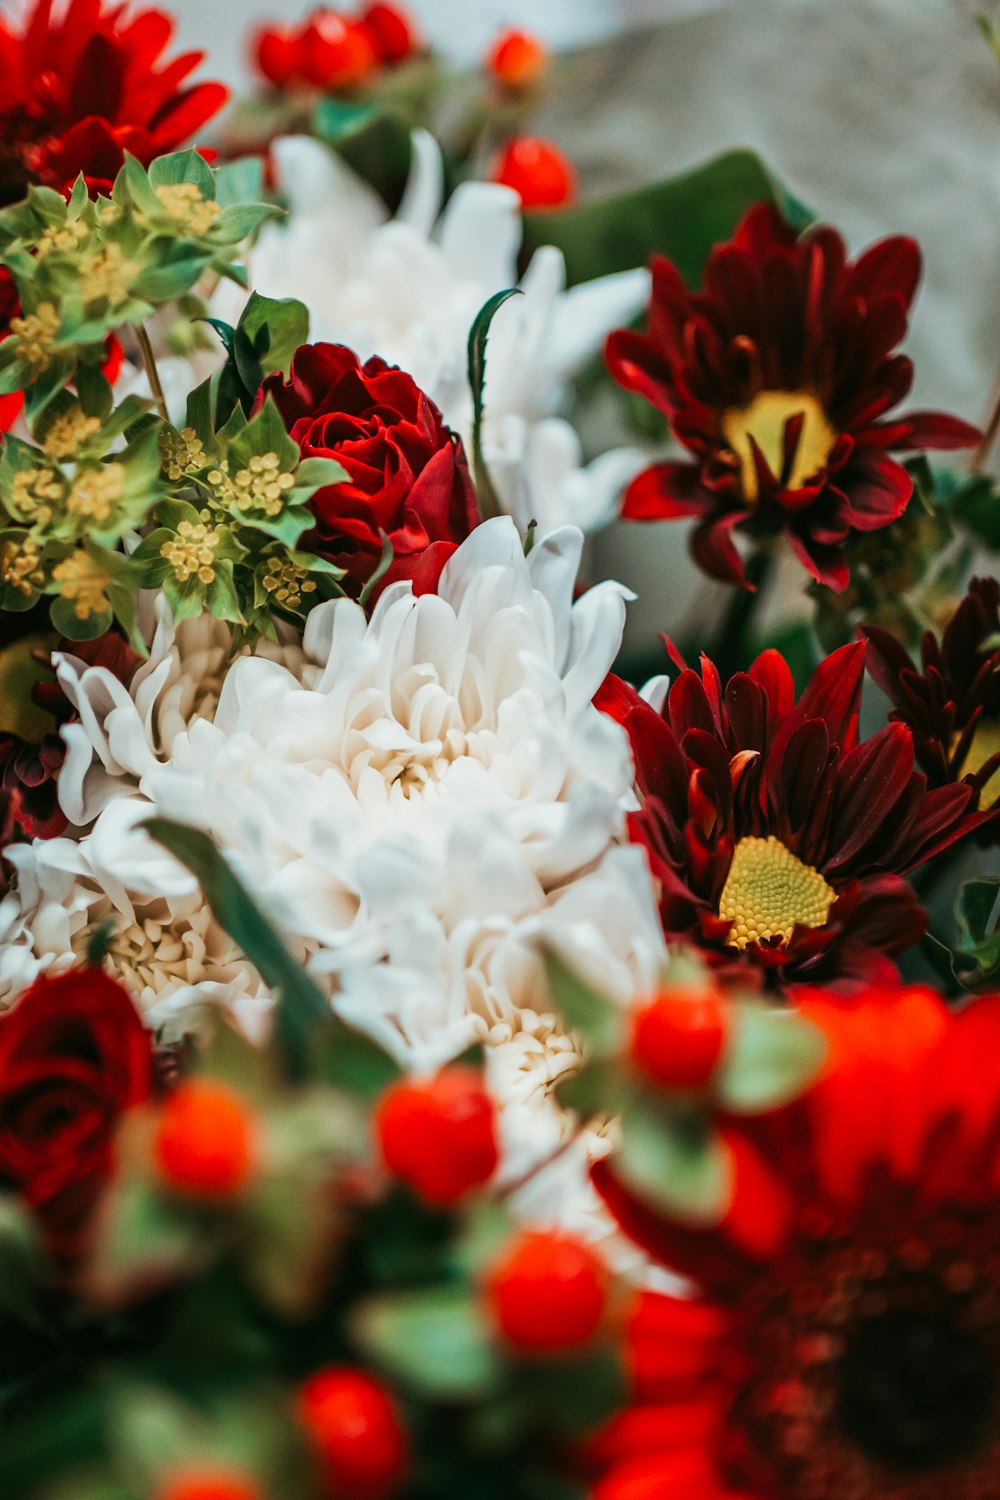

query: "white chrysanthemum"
left=0, top=803, right=269, bottom=1039
left=212, top=132, right=648, bottom=536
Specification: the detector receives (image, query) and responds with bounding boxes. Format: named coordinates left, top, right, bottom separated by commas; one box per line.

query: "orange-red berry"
left=361, top=2, right=419, bottom=63
left=486, top=28, right=550, bottom=90
left=152, top=1079, right=258, bottom=1199
left=156, top=1467, right=264, bottom=1500
left=297, top=1367, right=407, bottom=1499
left=486, top=1230, right=609, bottom=1354
left=252, top=24, right=299, bottom=87
left=492, top=136, right=577, bottom=210
left=297, top=12, right=378, bottom=90
left=629, top=986, right=728, bottom=1091
left=375, top=1066, right=498, bottom=1206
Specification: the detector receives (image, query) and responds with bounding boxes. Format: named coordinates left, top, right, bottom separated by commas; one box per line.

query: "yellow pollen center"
left=966, top=717, right=1000, bottom=806
left=721, top=389, right=837, bottom=502
left=718, top=835, right=836, bottom=950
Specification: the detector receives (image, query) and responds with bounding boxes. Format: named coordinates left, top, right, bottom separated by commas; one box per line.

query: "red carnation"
left=606, top=204, right=981, bottom=591
left=0, top=0, right=229, bottom=207
left=590, top=985, right=1000, bottom=1500
left=0, top=969, right=154, bottom=1259
left=255, top=344, right=479, bottom=600
left=598, top=639, right=985, bottom=989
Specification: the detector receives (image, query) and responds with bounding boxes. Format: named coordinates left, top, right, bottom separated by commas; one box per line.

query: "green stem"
left=135, top=322, right=169, bottom=424
left=712, top=546, right=775, bottom=677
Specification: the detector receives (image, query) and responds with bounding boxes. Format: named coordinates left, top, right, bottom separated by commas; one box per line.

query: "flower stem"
left=970, top=365, right=1000, bottom=473
left=713, top=545, right=775, bottom=678
left=135, top=322, right=169, bottom=424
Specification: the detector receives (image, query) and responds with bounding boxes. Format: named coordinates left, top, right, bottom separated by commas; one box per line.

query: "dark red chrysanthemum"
left=0, top=629, right=139, bottom=843
left=590, top=985, right=1000, bottom=1500
left=598, top=640, right=985, bottom=988
left=0, top=0, right=229, bottom=207
left=606, top=205, right=981, bottom=591
left=864, top=578, right=1000, bottom=817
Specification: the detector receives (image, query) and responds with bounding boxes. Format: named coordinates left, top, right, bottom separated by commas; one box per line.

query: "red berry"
left=486, top=29, right=550, bottom=89
left=156, top=1468, right=264, bottom=1500
left=252, top=24, right=299, bottom=87
left=0, top=390, right=24, bottom=431
left=297, top=1367, right=407, bottom=1499
left=153, top=1079, right=258, bottom=1199
left=361, top=2, right=419, bottom=63
left=486, top=1230, right=609, bottom=1354
left=296, top=12, right=378, bottom=90
left=629, top=986, right=728, bottom=1091
left=375, top=1066, right=498, bottom=1206
left=492, top=136, right=577, bottom=210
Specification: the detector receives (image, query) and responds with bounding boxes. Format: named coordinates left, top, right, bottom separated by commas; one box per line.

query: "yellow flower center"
left=966, top=717, right=1000, bottom=806
left=154, top=182, right=220, bottom=237
left=160, top=517, right=223, bottom=585
left=43, top=405, right=102, bottom=460
left=66, top=463, right=126, bottom=526
left=719, top=834, right=836, bottom=949
left=721, top=389, right=837, bottom=502
left=52, top=551, right=111, bottom=621
left=11, top=466, right=64, bottom=527
left=261, top=556, right=316, bottom=611
left=211, top=453, right=296, bottom=518
left=80, top=243, right=140, bottom=310
left=0, top=535, right=45, bottom=597
left=159, top=425, right=206, bottom=481
left=10, top=303, right=60, bottom=373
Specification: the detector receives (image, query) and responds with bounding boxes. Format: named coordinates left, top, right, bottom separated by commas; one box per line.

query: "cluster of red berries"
left=252, top=3, right=418, bottom=91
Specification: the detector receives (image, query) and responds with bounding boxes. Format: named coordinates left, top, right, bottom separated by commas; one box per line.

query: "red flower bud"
left=486, top=29, right=550, bottom=90
left=375, top=1066, right=498, bottom=1206
left=492, top=136, right=577, bottom=210
left=297, top=1367, right=407, bottom=1499
left=252, top=24, right=299, bottom=87
left=153, top=1079, right=258, bottom=1199
left=297, top=12, right=378, bottom=90
left=156, top=1468, right=264, bottom=1500
left=361, top=3, right=419, bottom=63
left=629, top=985, right=728, bottom=1091
left=486, top=1230, right=609, bottom=1354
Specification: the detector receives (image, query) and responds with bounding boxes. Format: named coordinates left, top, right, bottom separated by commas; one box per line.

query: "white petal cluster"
left=1, top=522, right=666, bottom=1250
left=213, top=132, right=648, bottom=536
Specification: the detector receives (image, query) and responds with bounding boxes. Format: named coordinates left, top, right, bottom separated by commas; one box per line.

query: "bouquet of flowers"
left=1, top=2, right=999, bottom=1497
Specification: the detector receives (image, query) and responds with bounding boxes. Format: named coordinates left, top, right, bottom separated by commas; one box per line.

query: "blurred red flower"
left=591, top=984, right=1000, bottom=1500
left=0, top=0, right=229, bottom=206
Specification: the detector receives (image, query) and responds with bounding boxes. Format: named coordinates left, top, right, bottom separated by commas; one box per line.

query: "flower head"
left=0, top=0, right=229, bottom=206
left=606, top=204, right=981, bottom=590
left=0, top=967, right=153, bottom=1258
left=213, top=132, right=647, bottom=537
left=256, top=342, right=479, bottom=598
left=599, top=639, right=984, bottom=987
left=591, top=984, right=1000, bottom=1500
left=864, top=578, right=1000, bottom=814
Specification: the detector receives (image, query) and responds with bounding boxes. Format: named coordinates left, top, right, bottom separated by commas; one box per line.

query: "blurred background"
left=166, top=0, right=1000, bottom=646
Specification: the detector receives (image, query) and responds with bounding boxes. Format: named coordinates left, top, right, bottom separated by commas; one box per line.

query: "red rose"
left=0, top=970, right=154, bottom=1259
left=255, top=344, right=480, bottom=599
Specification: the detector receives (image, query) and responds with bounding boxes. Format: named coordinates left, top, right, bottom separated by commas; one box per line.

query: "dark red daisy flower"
left=0, top=628, right=139, bottom=844
left=590, top=985, right=1000, bottom=1500
left=597, top=639, right=984, bottom=988
left=0, top=0, right=229, bottom=208
left=606, top=204, right=981, bottom=591
left=864, top=578, right=1000, bottom=816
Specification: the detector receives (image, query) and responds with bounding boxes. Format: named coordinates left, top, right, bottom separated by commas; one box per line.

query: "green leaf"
left=85, top=1177, right=203, bottom=1305
left=466, top=288, right=522, bottom=521
left=143, top=819, right=331, bottom=1078
left=350, top=1285, right=505, bottom=1399
left=957, top=877, right=1000, bottom=947
left=215, top=156, right=265, bottom=209
left=148, top=149, right=217, bottom=196
left=235, top=292, right=309, bottom=386
left=0, top=1194, right=43, bottom=1315
left=714, top=1001, right=827, bottom=1114
left=615, top=1101, right=731, bottom=1224
left=313, top=104, right=412, bottom=208
left=522, top=148, right=812, bottom=286
left=542, top=948, right=624, bottom=1054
